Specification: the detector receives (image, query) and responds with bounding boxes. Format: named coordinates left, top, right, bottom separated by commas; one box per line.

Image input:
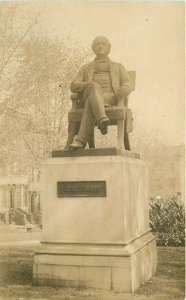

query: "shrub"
left=149, top=194, right=185, bottom=246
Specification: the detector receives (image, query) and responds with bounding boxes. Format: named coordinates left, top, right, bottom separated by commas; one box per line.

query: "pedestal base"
left=33, top=232, right=157, bottom=293
left=33, top=149, right=157, bottom=292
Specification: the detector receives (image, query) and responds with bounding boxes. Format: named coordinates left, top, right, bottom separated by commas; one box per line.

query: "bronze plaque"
left=57, top=181, right=106, bottom=197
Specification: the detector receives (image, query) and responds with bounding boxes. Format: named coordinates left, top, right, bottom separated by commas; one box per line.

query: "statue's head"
left=91, top=36, right=111, bottom=57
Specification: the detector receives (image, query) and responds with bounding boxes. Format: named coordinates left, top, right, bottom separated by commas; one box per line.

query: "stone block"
left=112, top=267, right=132, bottom=293
left=33, top=232, right=157, bottom=292
left=79, top=266, right=111, bottom=290
left=40, top=152, right=149, bottom=245
left=33, top=150, right=157, bottom=292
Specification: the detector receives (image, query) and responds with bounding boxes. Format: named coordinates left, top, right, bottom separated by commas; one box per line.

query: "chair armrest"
left=117, top=70, right=135, bottom=108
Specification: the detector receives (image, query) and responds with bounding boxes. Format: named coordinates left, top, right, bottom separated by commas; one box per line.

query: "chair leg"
left=117, top=119, right=125, bottom=149
left=124, top=131, right=131, bottom=151
left=64, top=122, right=79, bottom=150
left=123, top=115, right=131, bottom=150
left=88, top=129, right=95, bottom=148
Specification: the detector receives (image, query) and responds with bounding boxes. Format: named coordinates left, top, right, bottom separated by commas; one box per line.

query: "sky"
left=4, top=1, right=185, bottom=147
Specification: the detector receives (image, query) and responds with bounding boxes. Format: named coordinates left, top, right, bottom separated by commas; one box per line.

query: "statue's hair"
left=91, top=36, right=111, bottom=50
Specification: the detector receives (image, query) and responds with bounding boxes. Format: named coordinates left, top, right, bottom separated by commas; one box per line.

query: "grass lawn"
left=0, top=225, right=184, bottom=299
left=0, top=245, right=184, bottom=300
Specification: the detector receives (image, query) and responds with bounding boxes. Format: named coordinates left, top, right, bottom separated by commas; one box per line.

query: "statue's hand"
left=82, top=81, right=92, bottom=91
left=117, top=86, right=130, bottom=99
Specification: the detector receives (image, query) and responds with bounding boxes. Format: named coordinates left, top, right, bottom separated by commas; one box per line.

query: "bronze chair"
left=64, top=71, right=136, bottom=150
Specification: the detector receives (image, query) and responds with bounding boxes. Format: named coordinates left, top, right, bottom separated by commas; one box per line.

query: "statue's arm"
left=117, top=64, right=133, bottom=100
left=70, top=65, right=90, bottom=93
left=119, top=64, right=133, bottom=93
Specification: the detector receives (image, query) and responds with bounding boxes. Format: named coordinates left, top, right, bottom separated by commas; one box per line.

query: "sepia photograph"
left=0, top=1, right=185, bottom=299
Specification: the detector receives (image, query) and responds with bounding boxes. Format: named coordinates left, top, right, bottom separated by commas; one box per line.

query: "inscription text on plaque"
left=57, top=181, right=106, bottom=197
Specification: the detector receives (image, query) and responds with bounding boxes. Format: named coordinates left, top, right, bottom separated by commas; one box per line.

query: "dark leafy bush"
left=149, top=194, right=185, bottom=246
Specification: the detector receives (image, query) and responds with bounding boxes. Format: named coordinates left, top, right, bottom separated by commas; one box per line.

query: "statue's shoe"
left=99, top=117, right=110, bottom=135
left=70, top=140, right=85, bottom=149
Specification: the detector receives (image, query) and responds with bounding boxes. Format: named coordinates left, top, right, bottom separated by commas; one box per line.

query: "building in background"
left=0, top=144, right=184, bottom=224
left=0, top=162, right=41, bottom=225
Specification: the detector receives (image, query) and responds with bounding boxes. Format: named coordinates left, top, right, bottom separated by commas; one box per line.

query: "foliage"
left=149, top=193, right=185, bottom=246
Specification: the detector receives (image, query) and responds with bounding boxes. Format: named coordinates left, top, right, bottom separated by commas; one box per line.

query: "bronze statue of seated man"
left=70, top=36, right=133, bottom=149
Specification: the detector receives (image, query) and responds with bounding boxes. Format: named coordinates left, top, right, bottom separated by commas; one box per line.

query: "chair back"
left=128, top=71, right=136, bottom=92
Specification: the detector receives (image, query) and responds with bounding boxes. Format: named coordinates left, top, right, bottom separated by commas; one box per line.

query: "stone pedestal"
left=33, top=148, right=157, bottom=292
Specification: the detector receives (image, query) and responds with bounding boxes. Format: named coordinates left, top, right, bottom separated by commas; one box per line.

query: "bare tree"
left=0, top=29, right=89, bottom=166
left=0, top=3, right=42, bottom=165
left=0, top=3, right=41, bottom=103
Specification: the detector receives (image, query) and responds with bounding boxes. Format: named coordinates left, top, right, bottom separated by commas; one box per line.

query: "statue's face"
left=92, top=37, right=111, bottom=57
